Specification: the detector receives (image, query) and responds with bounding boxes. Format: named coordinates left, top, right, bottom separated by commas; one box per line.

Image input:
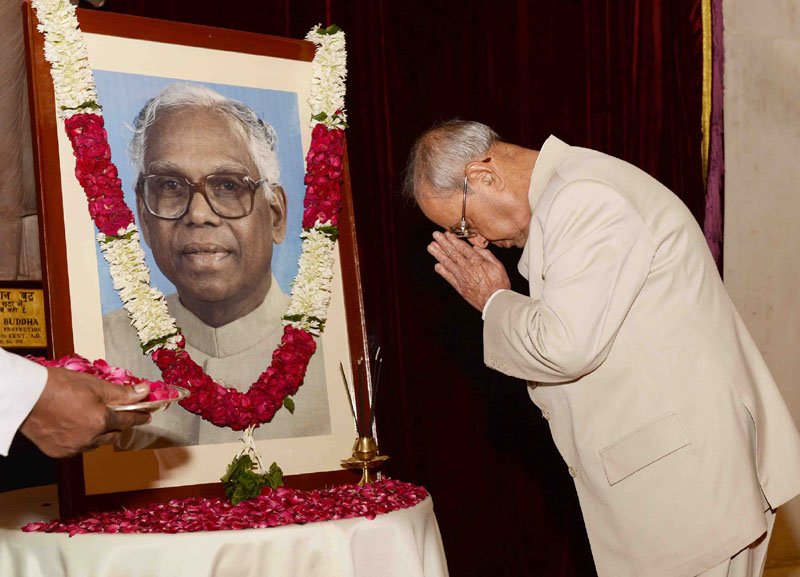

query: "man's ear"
left=269, top=186, right=288, bottom=245
left=136, top=193, right=152, bottom=247
left=465, top=158, right=504, bottom=195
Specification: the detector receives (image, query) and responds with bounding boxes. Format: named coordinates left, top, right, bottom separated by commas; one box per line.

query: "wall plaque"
left=0, top=287, right=47, bottom=348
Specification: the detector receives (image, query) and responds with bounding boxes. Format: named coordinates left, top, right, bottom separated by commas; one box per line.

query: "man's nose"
left=182, top=191, right=221, bottom=225
left=469, top=234, right=489, bottom=248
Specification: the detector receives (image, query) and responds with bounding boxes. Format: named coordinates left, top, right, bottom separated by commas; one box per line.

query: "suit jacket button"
left=542, top=410, right=551, bottom=421
left=568, top=466, right=577, bottom=478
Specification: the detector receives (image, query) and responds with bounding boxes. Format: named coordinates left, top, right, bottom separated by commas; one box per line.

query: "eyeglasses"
left=450, top=157, right=491, bottom=238
left=450, top=176, right=477, bottom=239
left=450, top=174, right=482, bottom=239
left=138, top=173, right=266, bottom=220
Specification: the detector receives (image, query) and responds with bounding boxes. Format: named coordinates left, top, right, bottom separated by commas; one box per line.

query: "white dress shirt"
left=0, top=348, right=47, bottom=456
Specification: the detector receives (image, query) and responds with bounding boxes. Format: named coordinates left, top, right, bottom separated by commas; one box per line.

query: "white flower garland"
left=33, top=0, right=98, bottom=118
left=98, top=226, right=180, bottom=351
left=306, top=25, right=348, bottom=130
left=284, top=228, right=337, bottom=335
left=33, top=1, right=348, bottom=358
left=284, top=26, right=348, bottom=334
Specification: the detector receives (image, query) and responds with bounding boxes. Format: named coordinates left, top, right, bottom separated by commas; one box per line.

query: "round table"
left=0, top=485, right=449, bottom=577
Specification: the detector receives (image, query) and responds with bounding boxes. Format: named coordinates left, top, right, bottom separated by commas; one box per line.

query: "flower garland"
left=23, top=480, right=428, bottom=535
left=32, top=0, right=348, bottom=431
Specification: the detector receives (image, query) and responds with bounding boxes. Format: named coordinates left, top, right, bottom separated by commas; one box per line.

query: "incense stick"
left=339, top=362, right=358, bottom=435
left=369, top=352, right=383, bottom=433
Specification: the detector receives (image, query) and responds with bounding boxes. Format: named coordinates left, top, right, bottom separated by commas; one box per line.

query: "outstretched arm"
left=0, top=347, right=152, bottom=458
left=19, top=366, right=152, bottom=458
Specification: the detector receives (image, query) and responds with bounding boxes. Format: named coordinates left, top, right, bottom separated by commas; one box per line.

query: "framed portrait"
left=23, top=6, right=370, bottom=516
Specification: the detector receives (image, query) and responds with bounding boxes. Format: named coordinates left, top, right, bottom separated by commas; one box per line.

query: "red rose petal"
left=22, top=480, right=428, bottom=535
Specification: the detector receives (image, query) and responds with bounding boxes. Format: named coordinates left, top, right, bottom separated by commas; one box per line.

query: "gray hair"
left=128, top=83, right=281, bottom=198
left=402, top=119, right=500, bottom=201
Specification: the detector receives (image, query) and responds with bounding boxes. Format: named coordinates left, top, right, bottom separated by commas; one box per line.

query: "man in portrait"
left=103, top=83, right=330, bottom=448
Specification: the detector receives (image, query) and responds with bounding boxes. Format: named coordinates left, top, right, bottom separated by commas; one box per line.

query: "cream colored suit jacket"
left=483, top=137, right=800, bottom=577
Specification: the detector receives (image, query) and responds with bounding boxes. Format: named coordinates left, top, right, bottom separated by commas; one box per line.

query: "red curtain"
left=66, top=2, right=706, bottom=574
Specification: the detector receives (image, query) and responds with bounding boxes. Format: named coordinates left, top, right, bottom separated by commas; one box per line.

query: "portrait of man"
left=100, top=81, right=330, bottom=449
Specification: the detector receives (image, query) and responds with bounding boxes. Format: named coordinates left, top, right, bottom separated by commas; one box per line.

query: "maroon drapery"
left=56, top=2, right=708, bottom=574
left=704, top=0, right=725, bottom=269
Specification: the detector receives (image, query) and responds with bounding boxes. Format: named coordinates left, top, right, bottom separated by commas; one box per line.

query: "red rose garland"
left=152, top=328, right=316, bottom=430
left=63, top=114, right=345, bottom=431
left=303, top=123, right=345, bottom=228
left=65, top=113, right=134, bottom=235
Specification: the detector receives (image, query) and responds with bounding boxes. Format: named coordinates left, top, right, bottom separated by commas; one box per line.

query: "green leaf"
left=323, top=24, right=342, bottom=35
left=221, top=455, right=285, bottom=504
left=233, top=470, right=263, bottom=504
left=301, top=225, right=339, bottom=240
left=99, top=229, right=137, bottom=242
left=221, top=454, right=267, bottom=505
left=281, top=313, right=325, bottom=327
left=266, top=462, right=284, bottom=489
left=283, top=397, right=295, bottom=414
left=329, top=115, right=349, bottom=129
left=140, top=330, right=181, bottom=354
left=316, top=225, right=340, bottom=239
left=61, top=99, right=102, bottom=111
left=221, top=454, right=252, bottom=484
left=312, top=111, right=328, bottom=122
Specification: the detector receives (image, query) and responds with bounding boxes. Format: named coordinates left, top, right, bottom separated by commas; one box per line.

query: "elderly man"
left=405, top=119, right=800, bottom=577
left=104, top=83, right=329, bottom=448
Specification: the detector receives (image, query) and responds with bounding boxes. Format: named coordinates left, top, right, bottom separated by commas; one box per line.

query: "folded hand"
left=428, top=231, right=511, bottom=312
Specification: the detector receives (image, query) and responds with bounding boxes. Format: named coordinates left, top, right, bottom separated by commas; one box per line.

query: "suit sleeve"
left=483, top=180, right=656, bottom=382
left=0, top=347, right=47, bottom=456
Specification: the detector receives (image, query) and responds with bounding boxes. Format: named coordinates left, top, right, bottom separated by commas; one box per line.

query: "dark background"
left=4, top=1, right=705, bottom=575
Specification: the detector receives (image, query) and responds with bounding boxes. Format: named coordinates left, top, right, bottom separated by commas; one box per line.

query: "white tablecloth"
left=0, top=485, right=449, bottom=577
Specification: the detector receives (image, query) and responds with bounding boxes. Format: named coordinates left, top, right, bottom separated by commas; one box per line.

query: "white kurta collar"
left=167, top=276, right=289, bottom=359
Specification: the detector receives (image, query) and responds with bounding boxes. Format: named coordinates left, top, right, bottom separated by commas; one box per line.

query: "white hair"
left=128, top=83, right=281, bottom=198
left=403, top=119, right=500, bottom=201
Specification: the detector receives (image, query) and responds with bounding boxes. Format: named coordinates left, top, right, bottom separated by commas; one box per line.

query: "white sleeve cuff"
left=0, top=349, right=48, bottom=456
left=482, top=289, right=509, bottom=320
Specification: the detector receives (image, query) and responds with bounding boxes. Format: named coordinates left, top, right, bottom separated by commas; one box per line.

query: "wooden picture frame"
left=22, top=4, right=370, bottom=517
